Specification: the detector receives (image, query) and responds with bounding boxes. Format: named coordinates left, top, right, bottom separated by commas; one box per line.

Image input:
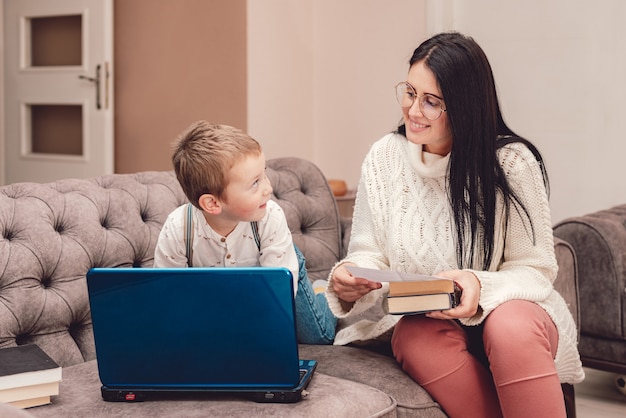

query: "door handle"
left=78, top=64, right=101, bottom=110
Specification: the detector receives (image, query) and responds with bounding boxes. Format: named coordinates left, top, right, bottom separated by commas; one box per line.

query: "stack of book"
left=0, top=344, right=62, bottom=409
left=346, top=266, right=462, bottom=315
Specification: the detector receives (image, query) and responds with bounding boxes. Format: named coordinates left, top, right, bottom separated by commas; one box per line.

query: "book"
left=0, top=345, right=62, bottom=408
left=386, top=292, right=460, bottom=315
left=9, top=395, right=53, bottom=409
left=0, top=381, right=60, bottom=403
left=345, top=266, right=461, bottom=315
left=2, top=381, right=59, bottom=409
left=387, top=277, right=456, bottom=296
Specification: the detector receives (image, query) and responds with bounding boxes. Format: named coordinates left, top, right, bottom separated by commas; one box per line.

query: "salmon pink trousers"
left=391, top=300, right=565, bottom=418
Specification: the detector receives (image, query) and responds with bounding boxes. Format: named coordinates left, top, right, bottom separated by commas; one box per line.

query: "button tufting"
left=3, top=228, right=15, bottom=241
left=15, top=335, right=29, bottom=346
left=41, top=276, right=52, bottom=288
left=54, top=221, right=65, bottom=234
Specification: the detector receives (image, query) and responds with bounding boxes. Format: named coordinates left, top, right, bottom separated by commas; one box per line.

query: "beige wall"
left=114, top=0, right=247, bottom=174
left=434, top=0, right=626, bottom=222
left=248, top=0, right=626, bottom=222
left=0, top=4, right=4, bottom=186
left=247, top=0, right=428, bottom=188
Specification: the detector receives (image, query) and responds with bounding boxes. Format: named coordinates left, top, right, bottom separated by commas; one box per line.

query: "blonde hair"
left=172, top=121, right=262, bottom=207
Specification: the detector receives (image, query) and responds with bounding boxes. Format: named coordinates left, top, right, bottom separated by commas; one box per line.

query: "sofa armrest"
left=553, top=237, right=580, bottom=335
left=554, top=204, right=626, bottom=341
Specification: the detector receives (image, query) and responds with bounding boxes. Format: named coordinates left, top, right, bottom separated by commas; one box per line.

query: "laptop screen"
left=87, top=267, right=302, bottom=390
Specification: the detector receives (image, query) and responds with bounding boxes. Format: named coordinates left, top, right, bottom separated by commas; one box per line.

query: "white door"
left=2, top=0, right=113, bottom=184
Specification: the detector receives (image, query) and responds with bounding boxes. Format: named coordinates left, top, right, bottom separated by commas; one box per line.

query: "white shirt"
left=154, top=199, right=299, bottom=294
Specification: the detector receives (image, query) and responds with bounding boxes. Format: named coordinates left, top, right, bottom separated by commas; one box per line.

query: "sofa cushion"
left=300, top=345, right=446, bottom=418
left=26, top=360, right=396, bottom=418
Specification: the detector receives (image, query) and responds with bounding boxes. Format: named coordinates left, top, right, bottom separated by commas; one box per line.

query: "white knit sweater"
left=326, top=133, right=584, bottom=384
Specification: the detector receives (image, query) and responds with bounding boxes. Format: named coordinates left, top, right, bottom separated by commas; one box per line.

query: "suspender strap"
left=184, top=206, right=259, bottom=267
left=184, top=203, right=194, bottom=267
left=251, top=221, right=261, bottom=251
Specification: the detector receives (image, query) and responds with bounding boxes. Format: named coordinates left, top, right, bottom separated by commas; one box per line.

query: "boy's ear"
left=198, top=194, right=222, bottom=215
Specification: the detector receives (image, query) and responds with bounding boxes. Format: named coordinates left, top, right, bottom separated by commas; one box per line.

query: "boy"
left=154, top=120, right=336, bottom=344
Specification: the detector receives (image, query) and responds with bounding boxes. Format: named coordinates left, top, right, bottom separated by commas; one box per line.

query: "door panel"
left=3, top=0, right=113, bottom=184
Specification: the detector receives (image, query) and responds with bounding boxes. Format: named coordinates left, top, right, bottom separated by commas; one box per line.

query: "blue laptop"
left=86, top=267, right=317, bottom=403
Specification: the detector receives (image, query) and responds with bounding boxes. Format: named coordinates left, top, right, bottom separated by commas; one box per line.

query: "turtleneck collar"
left=406, top=141, right=450, bottom=178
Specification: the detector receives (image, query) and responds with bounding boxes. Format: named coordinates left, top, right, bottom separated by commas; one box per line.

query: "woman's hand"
left=331, top=263, right=382, bottom=303
left=426, top=270, right=481, bottom=320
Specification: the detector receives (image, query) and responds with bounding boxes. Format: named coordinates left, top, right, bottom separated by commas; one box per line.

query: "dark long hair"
left=397, top=32, right=549, bottom=270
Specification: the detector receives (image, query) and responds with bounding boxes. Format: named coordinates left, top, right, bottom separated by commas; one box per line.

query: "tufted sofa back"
left=0, top=157, right=344, bottom=367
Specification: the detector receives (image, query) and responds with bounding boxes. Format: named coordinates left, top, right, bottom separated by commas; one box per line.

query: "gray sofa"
left=0, top=157, right=579, bottom=417
left=554, top=204, right=626, bottom=375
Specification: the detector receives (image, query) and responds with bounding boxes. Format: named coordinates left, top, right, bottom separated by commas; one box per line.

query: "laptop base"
left=100, top=360, right=317, bottom=404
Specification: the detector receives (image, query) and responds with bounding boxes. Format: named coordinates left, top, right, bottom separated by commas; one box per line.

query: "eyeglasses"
left=394, top=82, right=447, bottom=121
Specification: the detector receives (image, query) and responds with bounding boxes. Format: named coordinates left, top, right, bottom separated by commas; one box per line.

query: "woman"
left=326, top=32, right=584, bottom=418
